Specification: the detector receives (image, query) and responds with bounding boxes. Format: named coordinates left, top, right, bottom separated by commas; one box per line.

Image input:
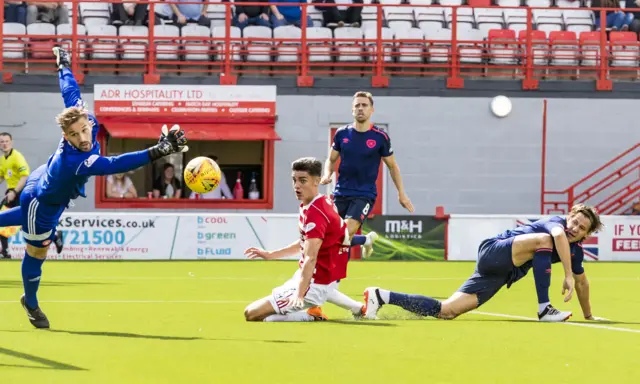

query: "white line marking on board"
left=471, top=311, right=640, bottom=334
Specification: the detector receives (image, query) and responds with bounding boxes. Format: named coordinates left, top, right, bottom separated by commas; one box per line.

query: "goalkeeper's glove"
left=148, top=124, right=189, bottom=161
left=53, top=47, right=71, bottom=71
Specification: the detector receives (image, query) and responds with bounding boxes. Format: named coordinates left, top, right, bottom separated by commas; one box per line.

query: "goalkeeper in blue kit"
left=0, top=48, right=189, bottom=328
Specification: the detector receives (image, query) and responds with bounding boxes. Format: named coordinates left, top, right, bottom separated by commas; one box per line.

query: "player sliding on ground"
left=0, top=47, right=188, bottom=329
left=363, top=204, right=608, bottom=322
left=318, top=91, right=415, bottom=319
left=244, top=157, right=367, bottom=322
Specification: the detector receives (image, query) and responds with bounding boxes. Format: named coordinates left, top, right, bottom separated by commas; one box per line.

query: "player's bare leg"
left=511, top=233, right=572, bottom=321
left=363, top=287, right=478, bottom=320
left=20, top=244, right=50, bottom=329
left=244, top=297, right=326, bottom=322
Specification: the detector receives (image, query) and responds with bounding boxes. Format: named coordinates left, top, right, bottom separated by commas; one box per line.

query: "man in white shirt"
left=189, top=155, right=233, bottom=199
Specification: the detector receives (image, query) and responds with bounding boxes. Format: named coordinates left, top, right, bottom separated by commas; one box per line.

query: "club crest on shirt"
left=304, top=223, right=316, bottom=233
left=366, top=139, right=376, bottom=149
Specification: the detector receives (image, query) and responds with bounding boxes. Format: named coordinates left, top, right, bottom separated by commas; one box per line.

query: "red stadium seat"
left=519, top=30, right=548, bottom=66
left=548, top=31, right=578, bottom=66
left=579, top=31, right=601, bottom=67
left=609, top=32, right=640, bottom=68
left=467, top=0, right=492, bottom=6
left=488, top=29, right=518, bottom=64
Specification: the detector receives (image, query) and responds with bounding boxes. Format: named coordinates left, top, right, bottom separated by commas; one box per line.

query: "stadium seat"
left=416, top=6, right=446, bottom=31
left=444, top=8, right=475, bottom=29
left=457, top=28, right=484, bottom=64
left=360, top=0, right=381, bottom=30
left=3, top=23, right=27, bottom=60
left=306, top=27, right=333, bottom=62
left=384, top=6, right=416, bottom=32
left=519, top=30, right=548, bottom=66
left=364, top=27, right=394, bottom=63
left=26, top=23, right=56, bottom=60
left=56, top=24, right=88, bottom=60
left=243, top=26, right=273, bottom=62
left=564, top=10, right=594, bottom=33
left=306, top=1, right=323, bottom=27
left=439, top=0, right=464, bottom=5
left=475, top=8, right=506, bottom=35
left=181, top=24, right=212, bottom=61
left=526, top=0, right=552, bottom=7
left=79, top=2, right=110, bottom=25
left=578, top=31, right=600, bottom=67
left=206, top=3, right=230, bottom=28
left=487, top=29, right=518, bottom=65
left=211, top=26, right=242, bottom=62
left=609, top=31, right=639, bottom=67
left=534, top=10, right=564, bottom=34
left=496, top=0, right=521, bottom=6
left=426, top=27, right=452, bottom=63
left=119, top=25, right=149, bottom=61
left=556, top=0, right=582, bottom=7
left=86, top=24, right=118, bottom=60
left=334, top=27, right=364, bottom=62
left=153, top=25, right=180, bottom=61
left=468, top=0, right=492, bottom=6
left=274, top=26, right=301, bottom=62
left=395, top=27, right=425, bottom=63
left=549, top=30, right=578, bottom=66
left=504, top=9, right=531, bottom=34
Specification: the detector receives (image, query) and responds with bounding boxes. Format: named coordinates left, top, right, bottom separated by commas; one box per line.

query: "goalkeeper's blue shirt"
left=32, top=68, right=151, bottom=206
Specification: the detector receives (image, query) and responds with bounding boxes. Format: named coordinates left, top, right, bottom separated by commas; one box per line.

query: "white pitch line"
left=471, top=311, right=640, bottom=334
left=0, top=276, right=637, bottom=281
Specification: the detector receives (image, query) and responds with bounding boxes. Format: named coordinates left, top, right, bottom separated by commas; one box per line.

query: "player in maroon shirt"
left=243, top=157, right=351, bottom=322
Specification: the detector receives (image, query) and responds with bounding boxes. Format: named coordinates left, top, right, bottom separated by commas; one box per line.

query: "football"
left=184, top=156, right=222, bottom=194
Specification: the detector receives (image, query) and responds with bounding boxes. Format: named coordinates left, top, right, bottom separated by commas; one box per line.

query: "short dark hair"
left=163, top=163, right=175, bottom=171
left=353, top=91, right=374, bottom=106
left=291, top=157, right=322, bottom=177
left=0, top=132, right=12, bottom=139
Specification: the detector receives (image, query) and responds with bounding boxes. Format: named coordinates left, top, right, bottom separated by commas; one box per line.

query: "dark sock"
left=532, top=248, right=553, bottom=305
left=22, top=253, right=45, bottom=309
left=350, top=235, right=367, bottom=246
left=0, top=236, right=8, bottom=253
left=388, top=291, right=442, bottom=318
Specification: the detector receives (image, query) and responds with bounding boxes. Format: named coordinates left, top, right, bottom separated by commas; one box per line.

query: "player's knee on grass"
left=26, top=244, right=48, bottom=259
left=439, top=292, right=479, bottom=320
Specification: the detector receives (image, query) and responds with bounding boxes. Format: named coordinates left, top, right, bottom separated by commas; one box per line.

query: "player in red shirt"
left=243, top=157, right=351, bottom=322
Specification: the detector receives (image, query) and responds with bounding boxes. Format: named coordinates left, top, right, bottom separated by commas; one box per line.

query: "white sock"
left=364, top=234, right=373, bottom=246
left=538, top=302, right=550, bottom=314
left=326, top=289, right=364, bottom=314
left=264, top=312, right=314, bottom=322
left=378, top=289, right=390, bottom=304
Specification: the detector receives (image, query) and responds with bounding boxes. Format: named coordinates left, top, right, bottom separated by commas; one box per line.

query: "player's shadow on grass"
left=327, top=320, right=397, bottom=327
left=49, top=329, right=202, bottom=340
left=0, top=346, right=86, bottom=371
left=0, top=280, right=112, bottom=288
left=49, top=329, right=304, bottom=344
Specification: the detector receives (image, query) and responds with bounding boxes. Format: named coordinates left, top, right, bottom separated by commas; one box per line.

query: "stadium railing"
left=1, top=0, right=637, bottom=89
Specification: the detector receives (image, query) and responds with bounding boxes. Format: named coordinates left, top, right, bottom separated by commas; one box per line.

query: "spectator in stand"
left=591, top=0, right=634, bottom=31
left=26, top=2, right=69, bottom=25
left=313, top=0, right=362, bottom=28
left=625, top=0, right=640, bottom=33
left=234, top=0, right=271, bottom=29
left=155, top=0, right=211, bottom=28
left=153, top=163, right=182, bottom=198
left=5, top=1, right=27, bottom=25
left=188, top=155, right=234, bottom=199
left=270, top=0, right=314, bottom=28
left=106, top=173, right=138, bottom=198
left=111, top=1, right=149, bottom=26
left=629, top=200, right=640, bottom=215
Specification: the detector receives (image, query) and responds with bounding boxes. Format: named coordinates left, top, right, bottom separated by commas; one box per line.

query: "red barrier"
left=0, top=0, right=637, bottom=89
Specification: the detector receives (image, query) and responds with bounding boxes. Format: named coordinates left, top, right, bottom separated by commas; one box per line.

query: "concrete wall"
left=2, top=92, right=639, bottom=214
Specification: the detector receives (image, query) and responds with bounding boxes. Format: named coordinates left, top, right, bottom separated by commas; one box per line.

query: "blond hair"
left=56, top=106, right=89, bottom=131
left=570, top=203, right=604, bottom=235
left=353, top=91, right=374, bottom=106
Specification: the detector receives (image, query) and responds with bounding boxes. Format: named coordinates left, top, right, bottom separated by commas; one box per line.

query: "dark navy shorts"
left=333, top=196, right=374, bottom=224
left=457, top=237, right=515, bottom=306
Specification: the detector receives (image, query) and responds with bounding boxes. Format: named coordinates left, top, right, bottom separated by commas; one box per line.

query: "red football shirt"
left=298, top=194, right=349, bottom=284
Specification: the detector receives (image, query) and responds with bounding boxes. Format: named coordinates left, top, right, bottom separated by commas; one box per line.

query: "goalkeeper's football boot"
left=53, top=46, right=71, bottom=70
left=538, top=304, right=572, bottom=322
left=54, top=231, right=64, bottom=254
left=363, top=287, right=382, bottom=320
left=352, top=304, right=366, bottom=320
left=20, top=294, right=50, bottom=329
